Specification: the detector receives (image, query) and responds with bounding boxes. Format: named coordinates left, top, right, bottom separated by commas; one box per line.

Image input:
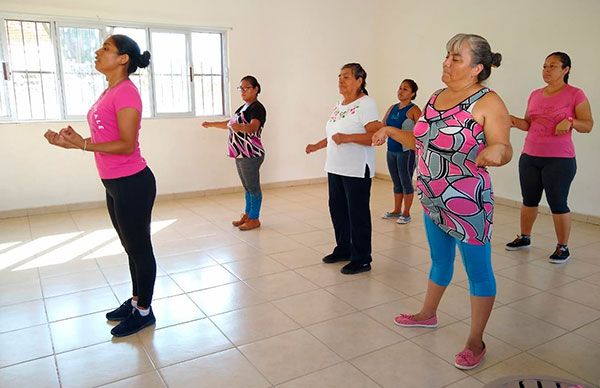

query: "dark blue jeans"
left=386, top=150, right=416, bottom=194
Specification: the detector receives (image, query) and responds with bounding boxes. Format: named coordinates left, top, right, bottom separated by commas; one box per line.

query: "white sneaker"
left=397, top=215, right=412, bottom=224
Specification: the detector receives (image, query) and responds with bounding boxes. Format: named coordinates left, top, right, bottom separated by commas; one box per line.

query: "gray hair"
left=446, top=33, right=502, bottom=82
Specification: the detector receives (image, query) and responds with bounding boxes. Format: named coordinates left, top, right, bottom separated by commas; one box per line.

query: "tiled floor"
left=1, top=180, right=600, bottom=388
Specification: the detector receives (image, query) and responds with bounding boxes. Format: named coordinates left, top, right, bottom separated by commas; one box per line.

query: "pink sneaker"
left=393, top=313, right=438, bottom=328
left=454, top=343, right=486, bottom=370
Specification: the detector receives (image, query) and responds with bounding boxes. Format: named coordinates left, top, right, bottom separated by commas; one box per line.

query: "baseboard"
left=0, top=177, right=328, bottom=219
left=3, top=175, right=598, bottom=226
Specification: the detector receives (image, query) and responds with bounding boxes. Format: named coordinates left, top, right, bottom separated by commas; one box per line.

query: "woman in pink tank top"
left=373, top=33, right=512, bottom=370
left=506, top=52, right=594, bottom=264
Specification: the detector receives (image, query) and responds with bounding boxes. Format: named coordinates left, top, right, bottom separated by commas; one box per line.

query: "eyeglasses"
left=236, top=86, right=253, bottom=92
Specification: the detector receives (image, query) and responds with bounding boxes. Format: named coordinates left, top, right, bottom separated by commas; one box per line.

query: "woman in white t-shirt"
left=306, top=63, right=382, bottom=275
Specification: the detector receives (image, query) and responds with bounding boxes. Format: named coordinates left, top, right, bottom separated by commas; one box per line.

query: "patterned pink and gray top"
left=227, top=100, right=267, bottom=158
left=414, top=88, right=493, bottom=245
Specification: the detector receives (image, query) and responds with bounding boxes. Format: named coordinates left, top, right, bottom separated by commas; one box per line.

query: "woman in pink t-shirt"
left=44, top=35, right=157, bottom=337
left=506, top=52, right=594, bottom=264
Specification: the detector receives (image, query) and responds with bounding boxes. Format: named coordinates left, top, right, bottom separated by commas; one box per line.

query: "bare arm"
left=305, top=138, right=327, bottom=154
left=372, top=125, right=416, bottom=149
left=59, top=108, right=141, bottom=155
left=473, top=92, right=513, bottom=167
left=201, top=120, right=229, bottom=130
left=372, top=105, right=421, bottom=149
left=510, top=99, right=531, bottom=133
left=230, top=119, right=261, bottom=134
left=331, top=120, right=383, bottom=146
left=407, top=105, right=422, bottom=122
left=571, top=99, right=593, bottom=133
left=381, top=105, right=393, bottom=126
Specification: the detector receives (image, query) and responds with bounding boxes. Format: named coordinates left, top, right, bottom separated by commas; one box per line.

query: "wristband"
left=83, top=139, right=87, bottom=151
left=567, top=116, right=574, bottom=128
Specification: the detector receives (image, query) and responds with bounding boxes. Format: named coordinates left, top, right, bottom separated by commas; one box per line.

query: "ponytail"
left=110, top=34, right=151, bottom=74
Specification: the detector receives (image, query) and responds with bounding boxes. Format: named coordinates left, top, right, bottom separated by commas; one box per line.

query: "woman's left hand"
left=555, top=119, right=571, bottom=135
left=44, top=129, right=78, bottom=149
left=59, top=125, right=85, bottom=148
left=475, top=144, right=506, bottom=167
left=331, top=133, right=348, bottom=145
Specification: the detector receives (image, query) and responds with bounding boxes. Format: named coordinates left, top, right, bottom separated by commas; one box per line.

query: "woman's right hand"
left=371, top=127, right=388, bottom=146
left=305, top=144, right=317, bottom=154
left=201, top=121, right=211, bottom=128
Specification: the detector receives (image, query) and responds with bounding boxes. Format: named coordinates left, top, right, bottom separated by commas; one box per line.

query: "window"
left=151, top=31, right=190, bottom=114
left=192, top=32, right=224, bottom=116
left=0, top=15, right=228, bottom=122
left=4, top=19, right=60, bottom=120
left=57, top=26, right=104, bottom=117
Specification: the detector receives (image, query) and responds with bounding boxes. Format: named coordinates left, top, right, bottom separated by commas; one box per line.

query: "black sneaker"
left=111, top=307, right=156, bottom=337
left=106, top=298, right=134, bottom=321
left=505, top=235, right=531, bottom=251
left=340, top=261, right=371, bottom=275
left=322, top=252, right=351, bottom=264
left=549, top=245, right=570, bottom=264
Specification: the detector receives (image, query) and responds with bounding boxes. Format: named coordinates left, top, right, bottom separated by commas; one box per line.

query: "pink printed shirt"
left=87, top=79, right=147, bottom=179
left=523, top=84, right=587, bottom=158
left=414, top=88, right=493, bottom=245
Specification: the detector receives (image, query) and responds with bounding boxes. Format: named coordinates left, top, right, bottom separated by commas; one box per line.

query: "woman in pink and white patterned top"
left=202, top=75, right=267, bottom=231
left=373, top=33, right=512, bottom=370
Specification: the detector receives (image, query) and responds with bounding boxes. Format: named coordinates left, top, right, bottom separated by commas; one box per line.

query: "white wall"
left=0, top=0, right=379, bottom=212
left=2, top=0, right=599, bottom=217
left=370, top=0, right=600, bottom=217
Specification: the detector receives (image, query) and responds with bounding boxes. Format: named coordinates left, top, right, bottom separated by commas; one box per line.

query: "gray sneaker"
left=396, top=215, right=412, bottom=224
left=382, top=212, right=401, bottom=219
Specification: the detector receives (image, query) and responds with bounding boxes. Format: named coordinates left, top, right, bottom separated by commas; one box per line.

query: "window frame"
left=0, top=13, right=230, bottom=123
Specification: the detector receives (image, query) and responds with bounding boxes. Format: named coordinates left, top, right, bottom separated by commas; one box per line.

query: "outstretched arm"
left=372, top=126, right=416, bottom=149
left=306, top=138, right=327, bottom=154
left=201, top=120, right=229, bottom=130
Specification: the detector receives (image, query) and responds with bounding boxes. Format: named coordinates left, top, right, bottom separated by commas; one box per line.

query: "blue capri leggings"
left=424, top=215, right=496, bottom=297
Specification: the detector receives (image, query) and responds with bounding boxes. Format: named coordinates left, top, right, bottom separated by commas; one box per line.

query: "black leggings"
left=518, top=154, right=576, bottom=214
left=102, top=167, right=157, bottom=308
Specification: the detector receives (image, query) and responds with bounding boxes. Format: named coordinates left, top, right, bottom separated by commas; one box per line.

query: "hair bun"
left=491, top=52, right=502, bottom=68
left=138, top=51, right=151, bottom=68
